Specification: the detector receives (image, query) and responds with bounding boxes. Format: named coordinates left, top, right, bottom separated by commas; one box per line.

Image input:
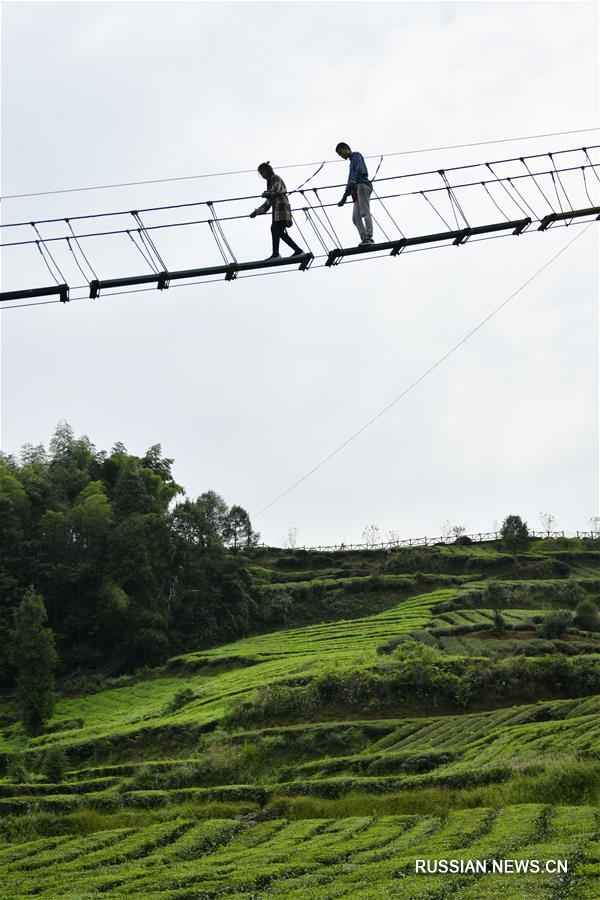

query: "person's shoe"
left=358, top=239, right=370, bottom=246
left=266, top=253, right=282, bottom=259
left=288, top=249, right=305, bottom=257
left=364, top=237, right=375, bottom=244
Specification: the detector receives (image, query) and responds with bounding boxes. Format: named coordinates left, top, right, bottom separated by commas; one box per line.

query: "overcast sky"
left=1, top=1, right=599, bottom=547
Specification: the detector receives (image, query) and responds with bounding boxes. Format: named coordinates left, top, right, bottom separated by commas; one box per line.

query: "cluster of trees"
left=0, top=422, right=263, bottom=698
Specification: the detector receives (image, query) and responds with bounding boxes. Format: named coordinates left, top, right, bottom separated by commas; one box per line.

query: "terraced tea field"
left=2, top=540, right=600, bottom=897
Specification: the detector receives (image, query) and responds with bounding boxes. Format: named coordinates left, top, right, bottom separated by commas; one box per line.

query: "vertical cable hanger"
left=207, top=202, right=237, bottom=263
left=290, top=213, right=314, bottom=257
left=127, top=229, right=159, bottom=272
left=420, top=190, right=452, bottom=230
left=519, top=160, right=556, bottom=214
left=439, top=170, right=470, bottom=230
left=208, top=219, right=230, bottom=264
left=583, top=149, right=600, bottom=185
left=65, top=219, right=98, bottom=281
left=486, top=163, right=536, bottom=219
left=130, top=211, right=169, bottom=273
left=582, top=167, right=597, bottom=207
left=299, top=190, right=335, bottom=249
left=370, top=213, right=391, bottom=242
left=548, top=153, right=573, bottom=211
left=370, top=156, right=406, bottom=238
left=313, top=188, right=342, bottom=247
left=30, top=223, right=68, bottom=285
left=302, top=204, right=330, bottom=255
left=481, top=181, right=511, bottom=221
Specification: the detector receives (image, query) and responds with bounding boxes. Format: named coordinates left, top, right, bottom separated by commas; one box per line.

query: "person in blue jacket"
left=336, top=142, right=374, bottom=245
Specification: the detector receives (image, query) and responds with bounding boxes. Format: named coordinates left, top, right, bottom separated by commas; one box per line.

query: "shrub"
left=6, top=753, right=28, bottom=783
left=166, top=688, right=199, bottom=713
left=540, top=609, right=573, bottom=639
left=42, top=746, right=68, bottom=783
left=574, top=599, right=600, bottom=632
left=561, top=582, right=587, bottom=608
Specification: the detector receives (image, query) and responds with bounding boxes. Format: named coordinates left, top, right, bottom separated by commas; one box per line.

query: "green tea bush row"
left=228, top=654, right=600, bottom=725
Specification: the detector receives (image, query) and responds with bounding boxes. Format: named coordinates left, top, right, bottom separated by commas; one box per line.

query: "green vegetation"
left=3, top=437, right=600, bottom=895
left=10, top=587, right=58, bottom=735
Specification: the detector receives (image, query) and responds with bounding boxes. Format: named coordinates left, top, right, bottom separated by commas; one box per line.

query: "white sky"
left=1, top=0, right=599, bottom=546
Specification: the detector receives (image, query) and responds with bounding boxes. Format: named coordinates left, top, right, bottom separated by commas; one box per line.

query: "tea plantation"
left=2, top=538, right=600, bottom=897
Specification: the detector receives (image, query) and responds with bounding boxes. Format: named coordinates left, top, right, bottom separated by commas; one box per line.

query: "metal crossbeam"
left=224, top=253, right=313, bottom=281
left=326, top=218, right=531, bottom=266
left=89, top=254, right=313, bottom=297
left=0, top=283, right=69, bottom=303
left=537, top=205, right=600, bottom=231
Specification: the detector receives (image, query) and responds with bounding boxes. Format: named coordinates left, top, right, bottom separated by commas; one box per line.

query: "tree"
left=198, top=490, right=229, bottom=539
left=484, top=582, right=509, bottom=634
left=484, top=581, right=509, bottom=612
left=539, top=512, right=556, bottom=536
left=588, top=516, right=600, bottom=536
left=284, top=526, right=298, bottom=549
left=441, top=521, right=466, bottom=542
left=500, top=515, right=529, bottom=554
left=362, top=524, right=380, bottom=548
left=10, top=587, right=58, bottom=736
left=223, top=505, right=259, bottom=551
left=492, top=609, right=506, bottom=635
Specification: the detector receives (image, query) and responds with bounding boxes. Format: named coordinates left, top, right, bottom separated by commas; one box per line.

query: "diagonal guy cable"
left=253, top=223, right=593, bottom=518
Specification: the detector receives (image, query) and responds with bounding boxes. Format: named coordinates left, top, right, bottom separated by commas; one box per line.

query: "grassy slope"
left=2, top=539, right=600, bottom=897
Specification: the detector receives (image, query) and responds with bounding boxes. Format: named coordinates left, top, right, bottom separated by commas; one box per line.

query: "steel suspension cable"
left=3, top=160, right=598, bottom=251
left=1, top=216, right=593, bottom=311
left=253, top=223, right=594, bottom=518
left=4, top=127, right=597, bottom=201
left=4, top=143, right=597, bottom=231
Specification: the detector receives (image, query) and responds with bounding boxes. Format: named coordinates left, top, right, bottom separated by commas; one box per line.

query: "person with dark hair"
left=335, top=142, right=374, bottom=246
left=249, top=162, right=305, bottom=259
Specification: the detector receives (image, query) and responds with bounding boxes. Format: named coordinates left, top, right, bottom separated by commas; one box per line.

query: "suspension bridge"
left=1, top=142, right=599, bottom=309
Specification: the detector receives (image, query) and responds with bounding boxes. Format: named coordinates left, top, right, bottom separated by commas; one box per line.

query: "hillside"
left=2, top=537, right=600, bottom=897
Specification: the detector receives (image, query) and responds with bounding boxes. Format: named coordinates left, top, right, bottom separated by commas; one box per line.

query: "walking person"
left=249, top=162, right=305, bottom=259
left=336, top=142, right=374, bottom=246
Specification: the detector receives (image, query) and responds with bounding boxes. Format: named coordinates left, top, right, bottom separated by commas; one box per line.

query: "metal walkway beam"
left=0, top=283, right=69, bottom=304
left=224, top=253, right=313, bottom=281
left=89, top=254, right=313, bottom=297
left=538, top=206, right=600, bottom=231
left=326, top=219, right=531, bottom=266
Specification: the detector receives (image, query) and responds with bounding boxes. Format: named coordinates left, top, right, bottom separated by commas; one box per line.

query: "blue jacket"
left=342, top=151, right=370, bottom=200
